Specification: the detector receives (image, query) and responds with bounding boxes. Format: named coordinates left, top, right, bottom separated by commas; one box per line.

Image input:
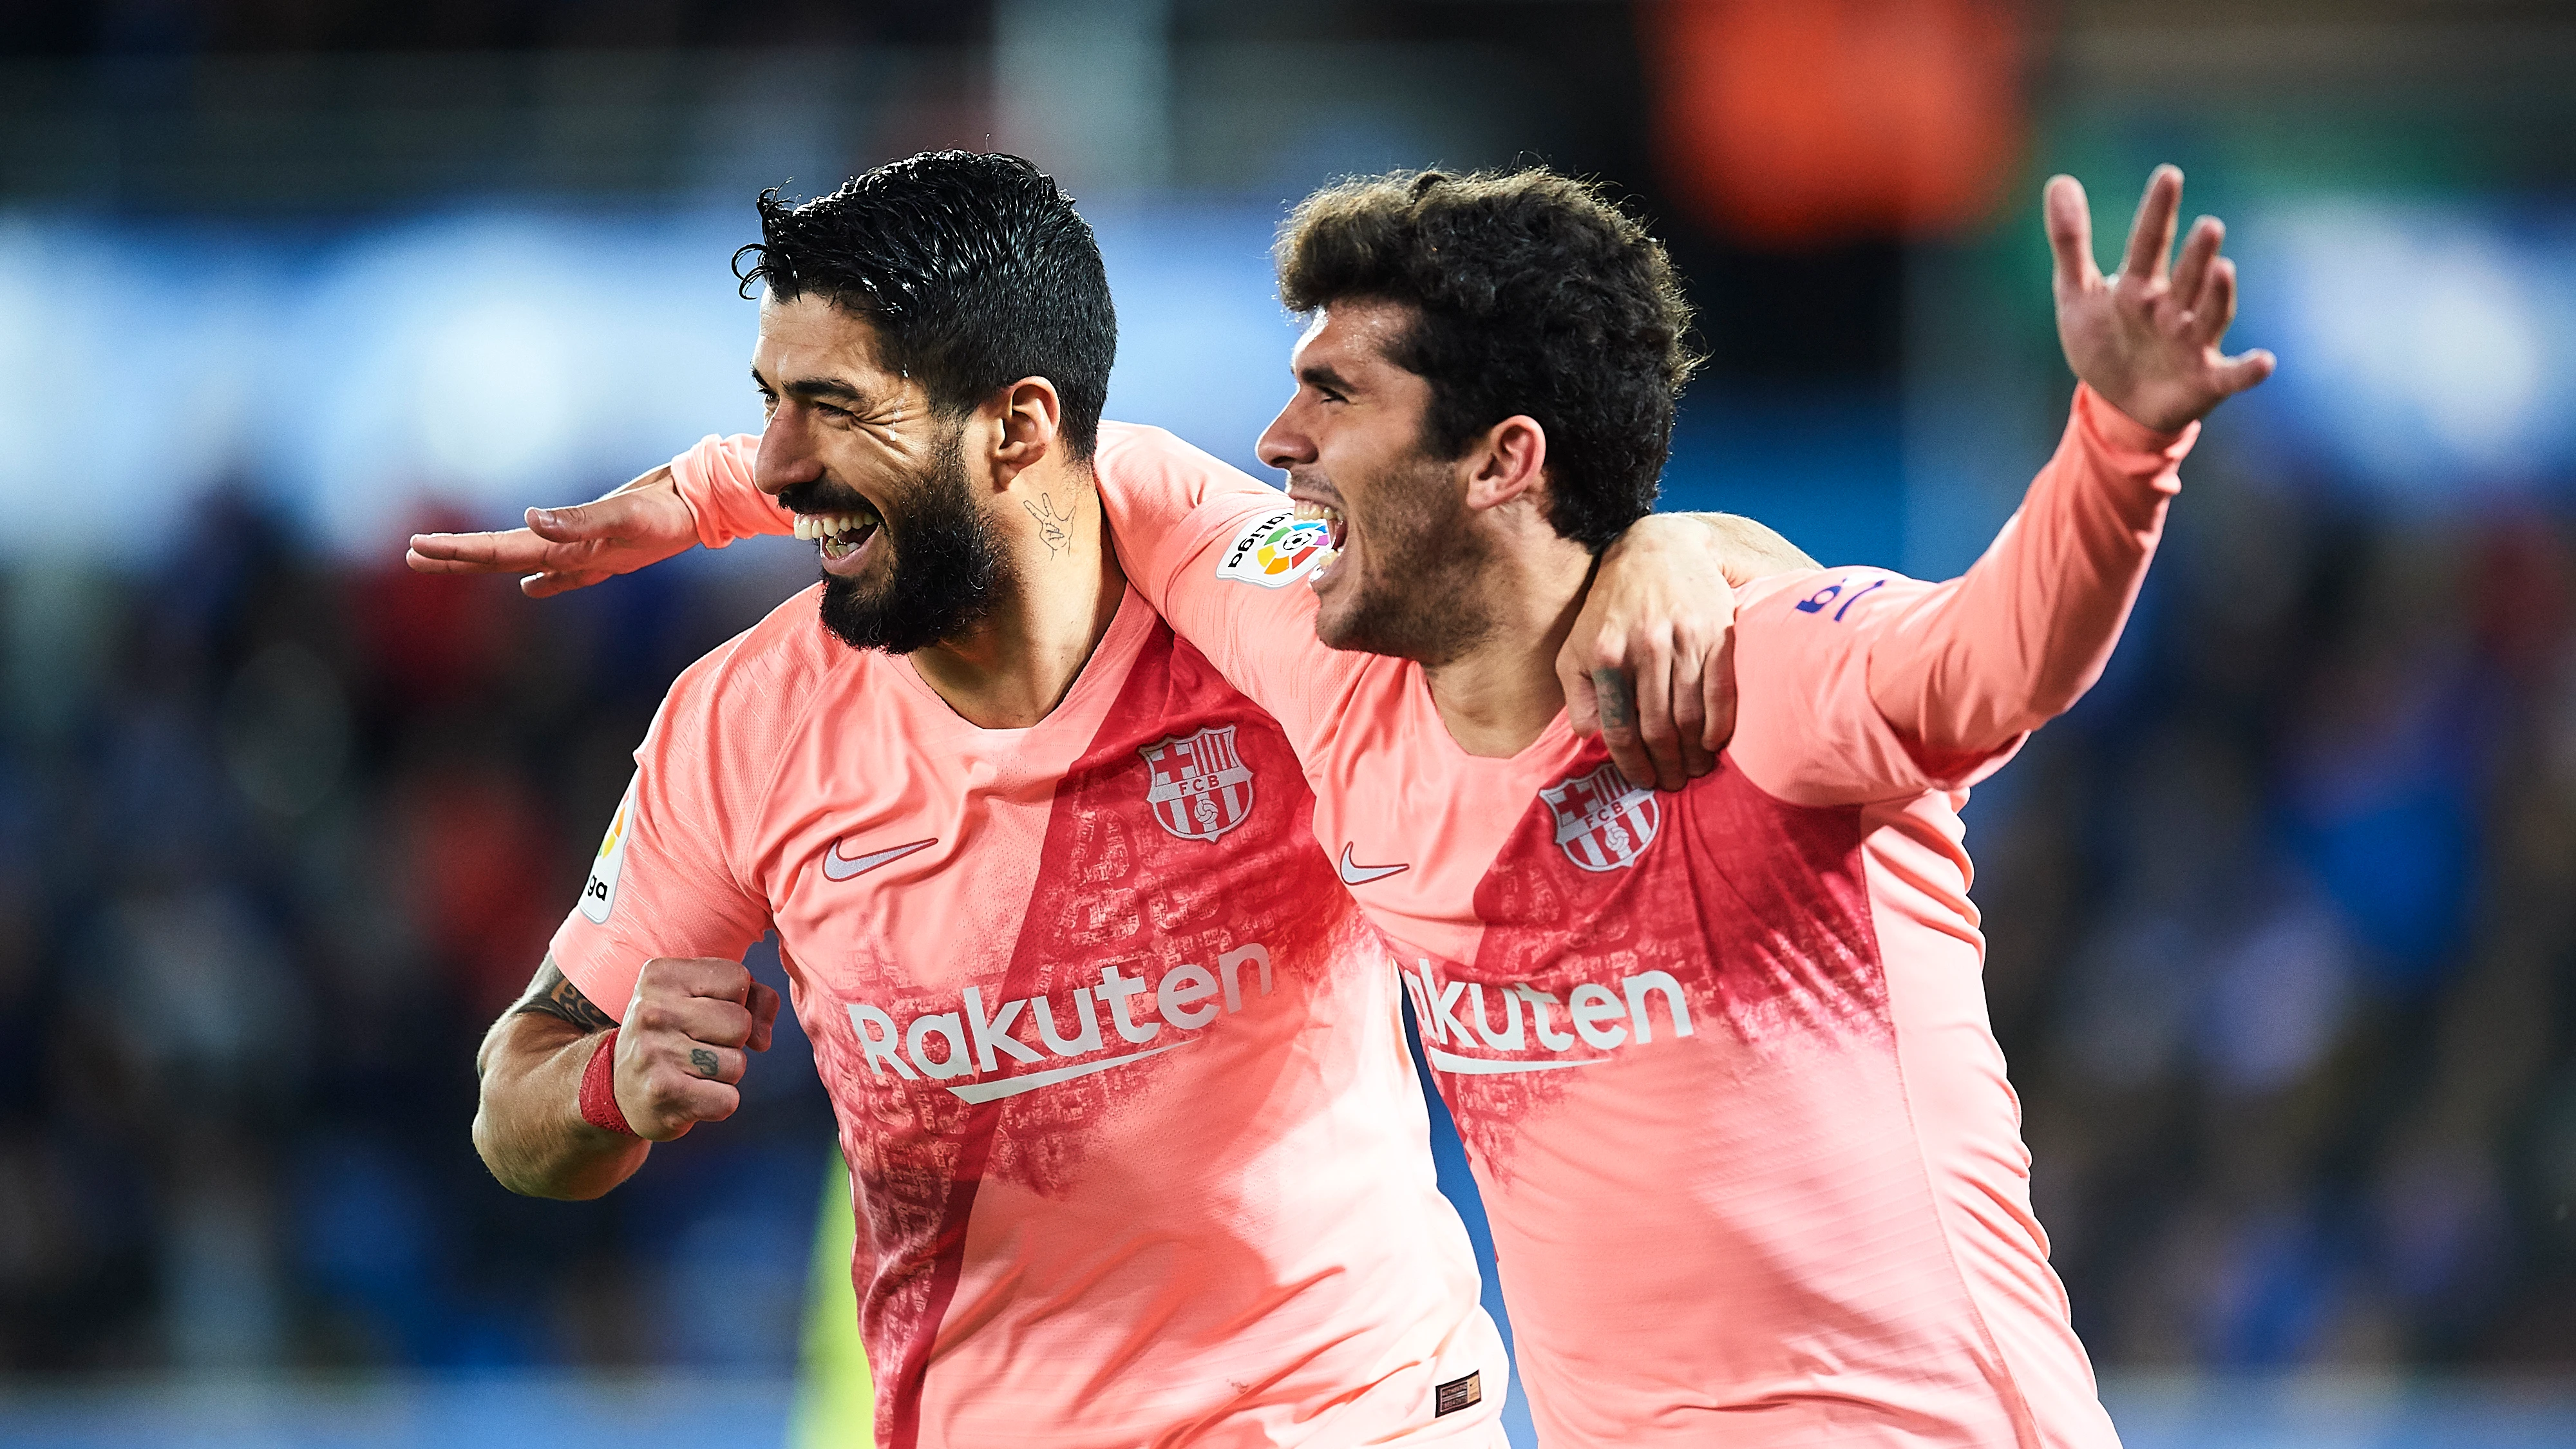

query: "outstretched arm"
left=408, top=433, right=779, bottom=597
left=1866, top=165, right=2271, bottom=761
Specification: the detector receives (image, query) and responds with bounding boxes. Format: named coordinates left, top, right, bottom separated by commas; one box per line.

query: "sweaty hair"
left=1276, top=168, right=1700, bottom=551
left=733, top=150, right=1116, bottom=462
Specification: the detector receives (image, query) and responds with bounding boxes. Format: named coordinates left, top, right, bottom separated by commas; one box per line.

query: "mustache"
left=776, top=478, right=877, bottom=516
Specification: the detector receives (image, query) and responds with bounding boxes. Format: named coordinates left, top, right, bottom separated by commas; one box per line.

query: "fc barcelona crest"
left=1139, top=725, right=1256, bottom=842
left=1540, top=762, right=1660, bottom=871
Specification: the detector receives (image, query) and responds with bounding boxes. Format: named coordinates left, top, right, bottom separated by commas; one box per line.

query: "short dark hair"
left=734, top=151, right=1116, bottom=462
left=1276, top=169, right=1700, bottom=551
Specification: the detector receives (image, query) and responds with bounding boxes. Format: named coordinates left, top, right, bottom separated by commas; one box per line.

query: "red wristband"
left=578, top=1028, right=637, bottom=1137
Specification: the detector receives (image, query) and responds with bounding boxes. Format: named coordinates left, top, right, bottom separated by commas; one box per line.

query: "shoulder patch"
left=579, top=776, right=636, bottom=924
left=1215, top=506, right=1329, bottom=589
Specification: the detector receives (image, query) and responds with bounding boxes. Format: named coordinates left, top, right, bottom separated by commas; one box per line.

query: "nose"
left=753, top=406, right=823, bottom=497
left=1256, top=396, right=1315, bottom=473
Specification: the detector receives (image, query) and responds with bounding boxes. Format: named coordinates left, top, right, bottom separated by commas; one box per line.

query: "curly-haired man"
left=433, top=154, right=2270, bottom=1445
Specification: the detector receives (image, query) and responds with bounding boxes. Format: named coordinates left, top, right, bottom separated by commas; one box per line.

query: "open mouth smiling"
left=793, top=500, right=883, bottom=563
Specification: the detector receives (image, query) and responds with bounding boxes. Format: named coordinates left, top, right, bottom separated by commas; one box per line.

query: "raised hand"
left=2048, top=166, right=2277, bottom=434
left=406, top=465, right=699, bottom=598
left=612, top=956, right=782, bottom=1142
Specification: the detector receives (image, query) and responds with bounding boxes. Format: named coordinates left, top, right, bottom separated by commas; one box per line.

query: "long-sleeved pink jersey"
left=667, top=384, right=2193, bottom=1446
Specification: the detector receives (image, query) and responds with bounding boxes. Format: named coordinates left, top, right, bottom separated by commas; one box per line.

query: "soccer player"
left=457, top=152, right=1779, bottom=1447
left=460, top=162, right=2273, bottom=1446
left=464, top=153, right=1520, bottom=1447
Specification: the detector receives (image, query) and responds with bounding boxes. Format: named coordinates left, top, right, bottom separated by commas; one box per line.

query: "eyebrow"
left=752, top=365, right=872, bottom=406
left=1298, top=362, right=1358, bottom=395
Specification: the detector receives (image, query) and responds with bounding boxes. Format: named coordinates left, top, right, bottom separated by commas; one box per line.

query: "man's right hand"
left=406, top=464, right=699, bottom=598
left=614, top=956, right=784, bottom=1141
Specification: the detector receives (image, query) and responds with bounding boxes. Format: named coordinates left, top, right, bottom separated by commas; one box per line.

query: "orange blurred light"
left=1641, top=0, right=2031, bottom=247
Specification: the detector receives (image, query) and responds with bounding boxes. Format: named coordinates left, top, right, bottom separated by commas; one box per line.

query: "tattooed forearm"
left=1593, top=667, right=1635, bottom=731
left=511, top=956, right=619, bottom=1033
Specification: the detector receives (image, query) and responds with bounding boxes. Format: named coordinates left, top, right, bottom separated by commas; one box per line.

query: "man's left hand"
left=2049, top=165, right=2277, bottom=433
left=1560, top=513, right=1815, bottom=791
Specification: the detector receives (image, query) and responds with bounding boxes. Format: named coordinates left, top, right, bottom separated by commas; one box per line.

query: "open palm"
left=2050, top=166, right=2276, bottom=434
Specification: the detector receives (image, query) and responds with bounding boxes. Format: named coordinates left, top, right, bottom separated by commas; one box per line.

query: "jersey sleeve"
left=1725, top=384, right=2194, bottom=807
left=547, top=638, right=775, bottom=1018
left=669, top=432, right=793, bottom=549
left=1094, top=423, right=1366, bottom=753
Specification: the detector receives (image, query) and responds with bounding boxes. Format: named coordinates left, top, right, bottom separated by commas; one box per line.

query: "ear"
left=990, top=377, right=1065, bottom=485
left=1461, top=415, right=1548, bottom=515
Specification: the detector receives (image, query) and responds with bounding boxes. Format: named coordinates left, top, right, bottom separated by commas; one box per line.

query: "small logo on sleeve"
left=579, top=778, right=636, bottom=924
left=1435, top=1372, right=1483, bottom=1417
left=1215, top=507, right=1329, bottom=588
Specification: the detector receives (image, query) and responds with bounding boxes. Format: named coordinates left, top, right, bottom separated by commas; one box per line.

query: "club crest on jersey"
left=1215, top=507, right=1329, bottom=589
left=1139, top=725, right=1256, bottom=841
left=1540, top=762, right=1660, bottom=871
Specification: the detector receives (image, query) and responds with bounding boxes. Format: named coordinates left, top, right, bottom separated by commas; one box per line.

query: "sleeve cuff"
left=669, top=433, right=792, bottom=550
left=2074, top=383, right=2198, bottom=468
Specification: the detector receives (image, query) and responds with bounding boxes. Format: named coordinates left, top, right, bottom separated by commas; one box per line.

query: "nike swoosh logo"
left=1338, top=844, right=1409, bottom=886
left=822, top=837, right=938, bottom=882
left=1425, top=1046, right=1611, bottom=1075
left=945, top=1042, right=1190, bottom=1103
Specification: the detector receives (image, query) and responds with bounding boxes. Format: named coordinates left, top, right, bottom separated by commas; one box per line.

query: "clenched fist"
left=614, top=956, right=784, bottom=1141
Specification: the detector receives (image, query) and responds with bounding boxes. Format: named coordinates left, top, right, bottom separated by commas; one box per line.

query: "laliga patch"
left=1215, top=507, right=1329, bottom=589
left=579, top=777, right=636, bottom=924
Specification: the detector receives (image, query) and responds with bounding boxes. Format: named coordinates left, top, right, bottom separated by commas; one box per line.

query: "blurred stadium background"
left=3, top=1, right=2575, bottom=1445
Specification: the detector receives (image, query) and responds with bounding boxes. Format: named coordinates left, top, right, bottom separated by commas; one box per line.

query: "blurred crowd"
left=0, top=495, right=833, bottom=1372
left=2, top=423, right=2570, bottom=1379
left=1975, top=442, right=2576, bottom=1371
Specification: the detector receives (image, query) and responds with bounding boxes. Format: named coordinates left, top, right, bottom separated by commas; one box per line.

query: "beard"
left=799, top=426, right=1014, bottom=655
left=1310, top=451, right=1497, bottom=667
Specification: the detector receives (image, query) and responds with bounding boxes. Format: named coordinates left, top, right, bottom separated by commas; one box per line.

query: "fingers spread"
left=2121, top=165, right=2184, bottom=282
left=2043, top=175, right=2099, bottom=297
left=2193, top=255, right=2240, bottom=347
left=2212, top=348, right=2277, bottom=397
left=2170, top=216, right=2222, bottom=316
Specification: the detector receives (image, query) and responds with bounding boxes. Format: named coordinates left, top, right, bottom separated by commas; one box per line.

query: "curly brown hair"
left=1275, top=168, right=1701, bottom=551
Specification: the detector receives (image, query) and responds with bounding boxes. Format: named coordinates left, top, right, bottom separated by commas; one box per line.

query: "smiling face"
left=752, top=291, right=1013, bottom=654
left=1259, top=299, right=1497, bottom=665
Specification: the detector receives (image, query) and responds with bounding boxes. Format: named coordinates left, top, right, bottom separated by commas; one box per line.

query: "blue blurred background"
left=3, top=1, right=2574, bottom=1445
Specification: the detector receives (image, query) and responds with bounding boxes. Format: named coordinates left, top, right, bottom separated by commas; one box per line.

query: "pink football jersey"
left=551, top=587, right=1508, bottom=1448
left=662, top=390, right=2189, bottom=1446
